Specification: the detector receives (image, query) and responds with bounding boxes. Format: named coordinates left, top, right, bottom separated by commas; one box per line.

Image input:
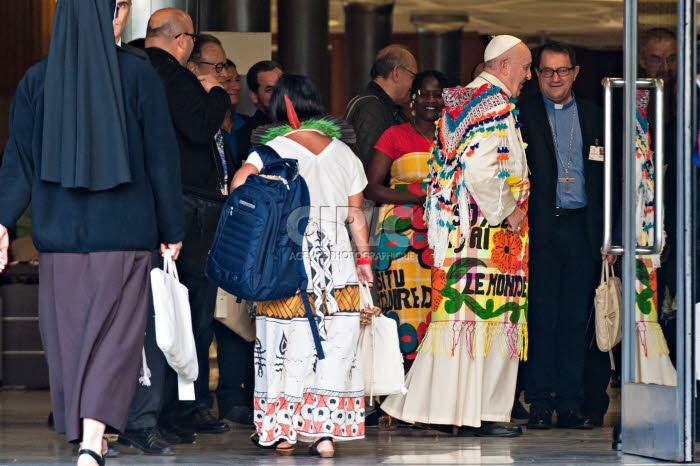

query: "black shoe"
left=178, top=407, right=230, bottom=434
left=222, top=405, right=254, bottom=426
left=587, top=414, right=605, bottom=427
left=364, top=410, right=379, bottom=427
left=527, top=407, right=553, bottom=429
left=118, top=427, right=175, bottom=455
left=473, top=421, right=522, bottom=437
left=104, top=440, right=120, bottom=458
left=47, top=412, right=54, bottom=429
left=511, top=399, right=529, bottom=423
left=557, top=410, right=594, bottom=429
left=157, top=424, right=196, bottom=444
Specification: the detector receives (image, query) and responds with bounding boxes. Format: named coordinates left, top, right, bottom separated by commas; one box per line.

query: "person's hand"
left=506, top=207, right=525, bottom=233
left=160, top=242, right=183, bottom=261
left=0, top=225, right=8, bottom=273
left=198, top=74, right=223, bottom=93
left=356, top=263, right=374, bottom=287
left=602, top=254, right=618, bottom=265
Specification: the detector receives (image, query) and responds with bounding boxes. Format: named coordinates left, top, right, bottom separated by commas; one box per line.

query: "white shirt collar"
left=471, top=71, right=512, bottom=97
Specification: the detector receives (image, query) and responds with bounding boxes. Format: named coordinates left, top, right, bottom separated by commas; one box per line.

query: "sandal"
left=378, top=414, right=399, bottom=431
left=250, top=432, right=295, bottom=456
left=309, top=436, right=334, bottom=458
left=78, top=448, right=105, bottom=466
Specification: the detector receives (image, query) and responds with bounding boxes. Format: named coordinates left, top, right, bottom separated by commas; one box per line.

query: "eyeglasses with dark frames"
left=194, top=61, right=229, bottom=74
left=174, top=32, right=200, bottom=43
left=399, top=65, right=416, bottom=76
left=537, top=66, right=576, bottom=78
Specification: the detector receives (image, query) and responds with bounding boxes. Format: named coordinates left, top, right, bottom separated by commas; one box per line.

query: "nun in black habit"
left=0, top=0, right=185, bottom=464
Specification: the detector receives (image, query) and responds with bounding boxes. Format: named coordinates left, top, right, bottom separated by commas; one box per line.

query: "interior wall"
left=1, top=5, right=623, bottom=150
left=0, top=0, right=54, bottom=162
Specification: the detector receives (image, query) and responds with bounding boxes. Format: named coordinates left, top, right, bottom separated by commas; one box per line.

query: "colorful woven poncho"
left=634, top=89, right=673, bottom=366
left=423, top=79, right=529, bottom=361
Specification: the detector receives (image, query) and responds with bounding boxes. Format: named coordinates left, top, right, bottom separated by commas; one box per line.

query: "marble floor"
left=0, top=390, right=696, bottom=466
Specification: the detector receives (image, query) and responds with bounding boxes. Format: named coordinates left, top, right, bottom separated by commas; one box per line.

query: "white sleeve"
left=348, top=148, right=368, bottom=196
left=246, top=152, right=264, bottom=171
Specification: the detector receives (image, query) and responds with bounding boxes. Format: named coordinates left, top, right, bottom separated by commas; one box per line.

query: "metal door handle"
left=601, top=77, right=665, bottom=255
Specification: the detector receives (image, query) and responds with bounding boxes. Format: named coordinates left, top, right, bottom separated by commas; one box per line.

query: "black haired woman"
left=363, top=70, right=448, bottom=365
left=232, top=74, right=373, bottom=458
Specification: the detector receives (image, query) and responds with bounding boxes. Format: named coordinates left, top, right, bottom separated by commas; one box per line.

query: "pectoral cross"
left=559, top=170, right=575, bottom=193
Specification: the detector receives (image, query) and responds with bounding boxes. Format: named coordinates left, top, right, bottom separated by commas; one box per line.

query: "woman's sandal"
left=78, top=448, right=105, bottom=466
left=249, top=432, right=295, bottom=456
left=309, top=436, right=334, bottom=458
left=378, top=414, right=399, bottom=431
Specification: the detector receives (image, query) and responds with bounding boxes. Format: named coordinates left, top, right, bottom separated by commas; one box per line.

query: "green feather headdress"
left=251, top=116, right=357, bottom=146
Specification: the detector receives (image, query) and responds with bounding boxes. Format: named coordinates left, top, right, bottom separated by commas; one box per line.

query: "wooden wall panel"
left=1, top=1, right=54, bottom=158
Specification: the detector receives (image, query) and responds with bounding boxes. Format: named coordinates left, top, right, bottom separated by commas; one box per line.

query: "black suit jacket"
left=519, top=94, right=605, bottom=260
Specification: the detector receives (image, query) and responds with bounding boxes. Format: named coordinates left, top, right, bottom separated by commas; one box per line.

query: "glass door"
left=602, top=0, right=695, bottom=461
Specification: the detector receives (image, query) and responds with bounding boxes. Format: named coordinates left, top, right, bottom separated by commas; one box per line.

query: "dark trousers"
left=125, top=251, right=168, bottom=430
left=178, top=267, right=219, bottom=410
left=525, top=213, right=596, bottom=413
left=582, top=340, right=612, bottom=421
left=213, top=320, right=254, bottom=416
left=162, top=191, right=223, bottom=416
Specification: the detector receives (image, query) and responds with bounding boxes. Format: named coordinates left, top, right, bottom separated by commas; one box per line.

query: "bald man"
left=144, top=8, right=231, bottom=436
left=344, top=44, right=416, bottom=168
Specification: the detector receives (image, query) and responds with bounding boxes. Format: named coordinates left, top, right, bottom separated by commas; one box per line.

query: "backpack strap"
left=300, top=280, right=325, bottom=360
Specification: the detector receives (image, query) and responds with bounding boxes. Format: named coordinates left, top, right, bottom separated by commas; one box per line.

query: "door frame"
left=615, top=0, right=696, bottom=461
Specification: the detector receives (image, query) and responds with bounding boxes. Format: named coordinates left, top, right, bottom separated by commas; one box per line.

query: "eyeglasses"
left=194, top=61, right=229, bottom=73
left=399, top=65, right=416, bottom=77
left=647, top=55, right=677, bottom=66
left=537, top=66, right=575, bottom=78
left=175, top=32, right=199, bottom=43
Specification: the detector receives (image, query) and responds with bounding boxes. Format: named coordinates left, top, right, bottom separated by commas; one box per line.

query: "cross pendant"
left=559, top=174, right=575, bottom=193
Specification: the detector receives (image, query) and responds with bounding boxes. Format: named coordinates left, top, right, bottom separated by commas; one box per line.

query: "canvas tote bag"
left=595, top=261, right=622, bottom=368
left=357, top=282, right=407, bottom=403
left=214, top=288, right=256, bottom=342
left=151, top=250, right=198, bottom=400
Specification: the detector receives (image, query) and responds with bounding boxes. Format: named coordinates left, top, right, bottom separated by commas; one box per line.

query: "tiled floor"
left=0, top=390, right=695, bottom=465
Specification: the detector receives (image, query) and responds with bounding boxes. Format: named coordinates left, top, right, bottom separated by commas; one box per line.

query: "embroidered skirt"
left=253, top=286, right=365, bottom=445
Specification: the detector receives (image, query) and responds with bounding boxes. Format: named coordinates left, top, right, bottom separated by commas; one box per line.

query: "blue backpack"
left=204, top=145, right=326, bottom=358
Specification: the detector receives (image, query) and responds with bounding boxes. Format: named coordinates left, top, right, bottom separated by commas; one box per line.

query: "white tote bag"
left=357, top=282, right=407, bottom=402
left=594, top=261, right=622, bottom=368
left=151, top=250, right=198, bottom=400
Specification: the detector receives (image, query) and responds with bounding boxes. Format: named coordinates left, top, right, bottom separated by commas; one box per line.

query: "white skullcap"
left=484, top=35, right=523, bottom=61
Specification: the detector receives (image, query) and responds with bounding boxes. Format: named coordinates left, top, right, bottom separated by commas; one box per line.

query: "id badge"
left=589, top=145, right=604, bottom=162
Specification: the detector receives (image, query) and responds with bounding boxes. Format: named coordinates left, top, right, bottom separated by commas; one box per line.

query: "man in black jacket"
left=144, top=7, right=230, bottom=435
left=245, top=60, right=283, bottom=129
left=519, top=42, right=615, bottom=430
left=344, top=44, right=415, bottom=168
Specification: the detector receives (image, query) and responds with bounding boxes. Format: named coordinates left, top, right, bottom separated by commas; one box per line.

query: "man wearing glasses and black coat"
left=143, top=8, right=231, bottom=435
left=518, top=42, right=616, bottom=431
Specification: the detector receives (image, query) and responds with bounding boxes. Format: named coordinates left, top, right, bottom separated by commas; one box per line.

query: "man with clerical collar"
left=382, top=35, right=530, bottom=437
left=518, top=41, right=615, bottom=430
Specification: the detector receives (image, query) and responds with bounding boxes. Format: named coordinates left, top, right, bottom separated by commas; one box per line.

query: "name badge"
left=589, top=145, right=604, bottom=162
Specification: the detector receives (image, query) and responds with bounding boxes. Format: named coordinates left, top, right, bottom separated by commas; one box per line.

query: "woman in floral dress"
left=364, top=70, right=448, bottom=365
